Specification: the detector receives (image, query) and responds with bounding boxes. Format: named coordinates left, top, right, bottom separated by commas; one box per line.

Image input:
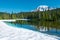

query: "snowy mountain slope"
left=0, top=21, right=60, bottom=40
left=37, top=5, right=49, bottom=11
left=32, top=5, right=56, bottom=12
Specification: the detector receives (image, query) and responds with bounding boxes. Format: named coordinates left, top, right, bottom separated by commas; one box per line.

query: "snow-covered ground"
left=0, top=21, right=60, bottom=40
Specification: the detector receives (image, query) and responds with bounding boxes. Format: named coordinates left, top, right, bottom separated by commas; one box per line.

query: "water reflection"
left=10, top=20, right=60, bottom=30
left=7, top=20, right=60, bottom=36
left=27, top=21, right=60, bottom=36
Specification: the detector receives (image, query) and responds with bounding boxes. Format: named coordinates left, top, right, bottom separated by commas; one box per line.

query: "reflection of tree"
left=27, top=20, right=60, bottom=32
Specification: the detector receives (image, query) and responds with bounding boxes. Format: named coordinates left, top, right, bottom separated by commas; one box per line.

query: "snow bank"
left=0, top=21, right=60, bottom=40
left=0, top=20, right=16, bottom=22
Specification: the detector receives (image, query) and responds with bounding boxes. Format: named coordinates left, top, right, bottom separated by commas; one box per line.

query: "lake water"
left=5, top=21, right=60, bottom=37
left=5, top=22, right=38, bottom=31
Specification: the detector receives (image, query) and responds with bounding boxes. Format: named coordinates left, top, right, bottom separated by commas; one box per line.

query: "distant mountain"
left=37, top=5, right=49, bottom=11
left=33, top=5, right=56, bottom=12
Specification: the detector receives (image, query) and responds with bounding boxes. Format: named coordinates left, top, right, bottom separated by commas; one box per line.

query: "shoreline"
left=0, top=21, right=59, bottom=40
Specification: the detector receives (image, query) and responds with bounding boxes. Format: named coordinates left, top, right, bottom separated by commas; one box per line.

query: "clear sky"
left=0, top=0, right=60, bottom=13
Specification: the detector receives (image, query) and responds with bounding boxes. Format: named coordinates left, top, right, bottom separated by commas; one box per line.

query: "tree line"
left=0, top=8, right=60, bottom=21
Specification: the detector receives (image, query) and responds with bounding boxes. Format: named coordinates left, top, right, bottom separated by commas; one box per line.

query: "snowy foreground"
left=0, top=21, right=60, bottom=40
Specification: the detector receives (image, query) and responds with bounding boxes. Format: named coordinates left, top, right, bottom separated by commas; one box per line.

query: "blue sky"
left=0, top=0, right=60, bottom=13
